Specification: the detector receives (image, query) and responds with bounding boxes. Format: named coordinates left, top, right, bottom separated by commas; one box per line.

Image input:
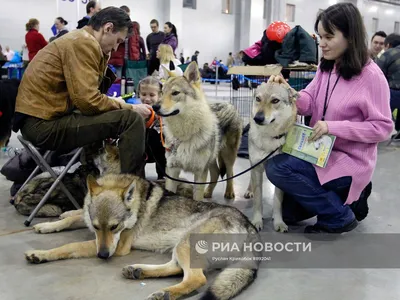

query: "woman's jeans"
left=265, top=154, right=356, bottom=228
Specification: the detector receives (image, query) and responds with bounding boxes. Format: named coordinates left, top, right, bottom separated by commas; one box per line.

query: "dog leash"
left=146, top=128, right=280, bottom=184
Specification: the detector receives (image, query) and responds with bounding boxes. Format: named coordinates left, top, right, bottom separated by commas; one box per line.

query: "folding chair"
left=16, top=135, right=82, bottom=226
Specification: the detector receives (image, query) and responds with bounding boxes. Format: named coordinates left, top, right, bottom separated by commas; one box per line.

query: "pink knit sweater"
left=297, top=60, right=393, bottom=205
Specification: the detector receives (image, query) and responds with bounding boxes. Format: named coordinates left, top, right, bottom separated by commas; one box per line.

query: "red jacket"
left=25, top=29, right=47, bottom=61
left=109, top=22, right=146, bottom=66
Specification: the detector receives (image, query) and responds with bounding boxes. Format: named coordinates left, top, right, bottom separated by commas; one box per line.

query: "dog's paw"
left=25, top=250, right=49, bottom=264
left=146, top=290, right=171, bottom=300
left=33, top=222, right=58, bottom=234
left=244, top=190, right=254, bottom=199
left=273, top=221, right=288, bottom=233
left=59, top=209, right=81, bottom=219
left=122, top=265, right=143, bottom=280
left=204, top=189, right=213, bottom=199
left=224, top=191, right=235, bottom=199
left=252, top=217, right=264, bottom=232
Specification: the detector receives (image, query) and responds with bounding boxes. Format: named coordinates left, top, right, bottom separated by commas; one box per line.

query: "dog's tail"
left=218, top=153, right=226, bottom=179
left=200, top=268, right=258, bottom=300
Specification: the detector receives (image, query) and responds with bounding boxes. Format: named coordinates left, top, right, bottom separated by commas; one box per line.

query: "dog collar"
left=273, top=133, right=286, bottom=140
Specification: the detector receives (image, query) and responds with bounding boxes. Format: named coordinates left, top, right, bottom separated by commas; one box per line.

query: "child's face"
left=140, top=86, right=159, bottom=105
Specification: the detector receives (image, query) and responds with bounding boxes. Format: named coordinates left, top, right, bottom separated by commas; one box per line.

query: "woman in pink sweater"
left=266, top=3, right=393, bottom=233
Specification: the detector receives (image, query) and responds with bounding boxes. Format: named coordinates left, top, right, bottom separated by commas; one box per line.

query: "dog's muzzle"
left=254, top=112, right=275, bottom=125
left=254, top=113, right=265, bottom=125
left=152, top=104, right=180, bottom=117
left=97, top=249, right=110, bottom=260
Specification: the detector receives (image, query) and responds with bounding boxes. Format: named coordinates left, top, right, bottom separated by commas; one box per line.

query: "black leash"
left=145, top=129, right=280, bottom=185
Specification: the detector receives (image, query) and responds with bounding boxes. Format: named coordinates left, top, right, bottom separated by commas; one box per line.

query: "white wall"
left=181, top=0, right=235, bottom=66
left=100, top=0, right=163, bottom=46
left=0, top=0, right=57, bottom=52
left=285, top=0, right=400, bottom=41
left=361, top=0, right=400, bottom=40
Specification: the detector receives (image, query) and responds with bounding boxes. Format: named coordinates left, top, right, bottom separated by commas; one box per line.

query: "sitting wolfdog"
left=152, top=61, right=243, bottom=201
left=244, top=79, right=298, bottom=232
left=25, top=174, right=260, bottom=300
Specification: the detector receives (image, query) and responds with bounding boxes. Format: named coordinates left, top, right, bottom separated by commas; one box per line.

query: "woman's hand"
left=309, top=121, right=329, bottom=142
left=132, top=104, right=152, bottom=119
left=268, top=75, right=290, bottom=87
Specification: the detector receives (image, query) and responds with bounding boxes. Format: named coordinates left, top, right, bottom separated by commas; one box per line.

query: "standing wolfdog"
left=244, top=80, right=298, bottom=232
left=152, top=62, right=242, bottom=201
left=25, top=174, right=260, bottom=300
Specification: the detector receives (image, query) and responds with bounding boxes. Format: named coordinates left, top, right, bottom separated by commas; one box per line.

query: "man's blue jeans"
left=265, top=154, right=356, bottom=228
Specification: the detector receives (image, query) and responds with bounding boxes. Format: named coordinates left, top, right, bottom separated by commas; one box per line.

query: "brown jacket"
left=16, top=27, right=131, bottom=120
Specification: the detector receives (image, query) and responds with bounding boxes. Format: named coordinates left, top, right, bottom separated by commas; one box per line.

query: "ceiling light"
left=369, top=6, right=378, bottom=13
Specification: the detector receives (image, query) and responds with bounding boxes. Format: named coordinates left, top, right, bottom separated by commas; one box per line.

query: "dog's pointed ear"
left=87, top=175, right=101, bottom=197
left=123, top=179, right=136, bottom=203
left=184, top=61, right=201, bottom=84
left=161, top=65, right=173, bottom=80
left=105, top=144, right=119, bottom=158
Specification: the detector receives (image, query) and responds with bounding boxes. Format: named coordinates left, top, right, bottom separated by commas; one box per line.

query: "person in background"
left=370, top=31, right=387, bottom=61
left=226, top=52, right=234, bottom=67
left=3, top=46, right=15, bottom=61
left=179, top=53, right=184, bottom=64
left=25, top=18, right=47, bottom=61
left=77, top=0, right=101, bottom=29
left=185, top=56, right=190, bottom=63
left=156, top=44, right=183, bottom=79
left=146, top=19, right=165, bottom=75
left=50, top=17, right=69, bottom=42
left=162, top=22, right=178, bottom=54
left=133, top=21, right=147, bottom=60
left=14, top=7, right=151, bottom=176
left=0, top=45, right=6, bottom=61
left=377, top=33, right=400, bottom=136
left=191, top=50, right=199, bottom=64
left=109, top=6, right=145, bottom=78
left=266, top=3, right=393, bottom=234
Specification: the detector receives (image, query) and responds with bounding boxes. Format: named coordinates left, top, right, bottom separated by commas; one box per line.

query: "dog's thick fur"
left=153, top=61, right=243, bottom=201
left=0, top=79, right=20, bottom=147
left=244, top=81, right=298, bottom=232
left=25, top=174, right=260, bottom=300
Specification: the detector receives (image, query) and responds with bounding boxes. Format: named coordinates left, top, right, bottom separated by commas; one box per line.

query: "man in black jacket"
left=146, top=19, right=165, bottom=75
left=76, top=0, right=101, bottom=29
left=377, top=33, right=400, bottom=134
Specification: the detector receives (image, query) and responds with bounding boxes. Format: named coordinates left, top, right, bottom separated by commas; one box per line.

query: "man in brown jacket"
left=14, top=7, right=151, bottom=175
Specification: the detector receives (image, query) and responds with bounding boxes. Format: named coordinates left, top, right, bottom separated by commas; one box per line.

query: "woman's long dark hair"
left=165, top=21, right=178, bottom=43
left=315, top=2, right=369, bottom=80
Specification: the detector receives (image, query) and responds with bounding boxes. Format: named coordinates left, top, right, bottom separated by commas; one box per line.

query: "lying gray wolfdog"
left=25, top=174, right=260, bottom=300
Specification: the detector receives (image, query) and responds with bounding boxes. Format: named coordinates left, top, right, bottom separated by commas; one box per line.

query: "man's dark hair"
left=88, top=7, right=133, bottom=34
left=195, top=51, right=199, bottom=54
left=384, top=33, right=400, bottom=48
left=120, top=5, right=130, bottom=14
left=315, top=2, right=369, bottom=80
left=86, top=1, right=98, bottom=14
left=371, top=31, right=387, bottom=42
left=150, top=19, right=159, bottom=26
left=229, top=52, right=232, bottom=55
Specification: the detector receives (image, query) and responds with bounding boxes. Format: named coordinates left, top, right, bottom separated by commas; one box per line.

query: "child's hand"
left=132, top=104, right=152, bottom=119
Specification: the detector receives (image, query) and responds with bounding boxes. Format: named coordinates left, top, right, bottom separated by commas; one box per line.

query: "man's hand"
left=309, top=121, right=329, bottom=142
left=132, top=104, right=152, bottom=119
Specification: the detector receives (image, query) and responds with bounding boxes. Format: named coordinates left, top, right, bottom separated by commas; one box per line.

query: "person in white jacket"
left=156, top=44, right=183, bottom=79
